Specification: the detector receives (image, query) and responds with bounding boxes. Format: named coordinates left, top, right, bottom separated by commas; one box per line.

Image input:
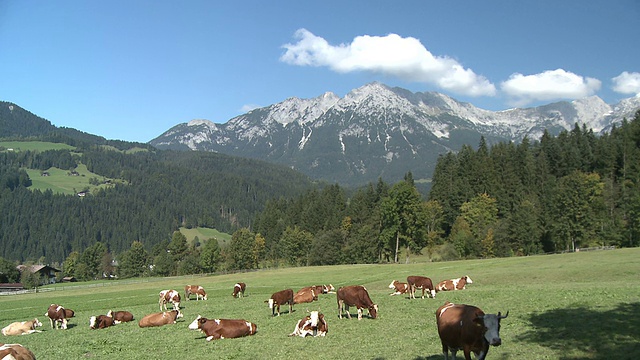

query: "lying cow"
left=288, top=311, right=328, bottom=337
left=1, top=319, right=42, bottom=336
left=188, top=315, right=257, bottom=341
left=106, top=310, right=134, bottom=324
left=437, top=275, right=473, bottom=292
left=293, top=286, right=317, bottom=304
left=265, top=289, right=294, bottom=316
left=159, top=289, right=181, bottom=311
left=337, top=285, right=378, bottom=320
left=0, top=343, right=36, bottom=360
left=45, top=304, right=74, bottom=330
left=436, top=301, right=509, bottom=360
left=138, top=310, right=183, bottom=328
left=89, top=315, right=114, bottom=329
left=388, top=280, right=410, bottom=296
left=185, top=285, right=208, bottom=301
left=232, top=282, right=246, bottom=298
left=407, top=275, right=436, bottom=299
left=313, top=284, right=335, bottom=294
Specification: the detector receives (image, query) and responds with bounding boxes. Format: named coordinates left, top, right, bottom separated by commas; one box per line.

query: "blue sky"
left=1, top=1, right=639, bottom=143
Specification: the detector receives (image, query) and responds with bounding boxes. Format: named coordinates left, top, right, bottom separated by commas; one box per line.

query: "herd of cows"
left=0, top=275, right=508, bottom=360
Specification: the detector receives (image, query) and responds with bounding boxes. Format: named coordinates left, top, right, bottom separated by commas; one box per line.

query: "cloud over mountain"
left=280, top=29, right=496, bottom=97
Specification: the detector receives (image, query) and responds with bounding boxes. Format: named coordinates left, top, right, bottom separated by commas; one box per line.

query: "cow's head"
left=267, top=298, right=275, bottom=309
left=106, top=310, right=113, bottom=318
left=89, top=316, right=98, bottom=329
left=464, top=275, right=473, bottom=284
left=308, top=311, right=319, bottom=327
left=388, top=280, right=397, bottom=289
left=476, top=311, right=509, bottom=346
left=188, top=315, right=205, bottom=330
left=368, top=304, right=378, bottom=319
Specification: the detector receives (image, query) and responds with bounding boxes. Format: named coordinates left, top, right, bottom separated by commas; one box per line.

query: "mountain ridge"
left=150, top=82, right=640, bottom=187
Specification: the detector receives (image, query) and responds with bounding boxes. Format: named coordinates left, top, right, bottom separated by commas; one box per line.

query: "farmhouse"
left=16, top=264, right=60, bottom=284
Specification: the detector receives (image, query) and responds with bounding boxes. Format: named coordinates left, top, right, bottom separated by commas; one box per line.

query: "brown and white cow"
left=288, top=311, right=328, bottom=337
left=293, top=286, right=317, bottom=304
left=437, top=275, right=473, bottom=292
left=232, top=282, right=246, bottom=298
left=337, top=285, right=378, bottom=320
left=407, top=275, right=436, bottom=299
left=89, top=315, right=114, bottom=330
left=1, top=319, right=42, bottom=336
left=159, top=289, right=181, bottom=311
left=188, top=315, right=257, bottom=341
left=45, top=304, right=74, bottom=330
left=138, top=310, right=183, bottom=328
left=436, top=302, right=509, bottom=360
left=312, top=284, right=335, bottom=294
left=185, top=285, right=208, bottom=301
left=106, top=310, right=134, bottom=324
left=388, top=280, right=410, bottom=296
left=0, top=343, right=36, bottom=360
left=265, top=289, right=294, bottom=316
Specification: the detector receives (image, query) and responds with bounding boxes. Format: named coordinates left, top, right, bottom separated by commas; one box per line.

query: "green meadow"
left=0, top=248, right=638, bottom=359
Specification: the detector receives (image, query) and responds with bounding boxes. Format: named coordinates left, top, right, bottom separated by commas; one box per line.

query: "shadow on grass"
left=518, top=302, right=640, bottom=359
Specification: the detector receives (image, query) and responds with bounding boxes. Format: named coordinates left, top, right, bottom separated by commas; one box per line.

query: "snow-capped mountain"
left=150, top=82, right=640, bottom=187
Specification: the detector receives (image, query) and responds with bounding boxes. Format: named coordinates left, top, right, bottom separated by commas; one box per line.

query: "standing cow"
left=436, top=301, right=508, bottom=360
left=437, top=275, right=473, bottom=292
left=185, top=285, right=208, bottom=301
left=45, top=304, right=74, bottom=330
left=407, top=275, right=436, bottom=299
left=293, top=286, right=317, bottom=304
left=232, top=282, right=246, bottom=298
left=337, top=285, right=378, bottom=320
left=188, top=315, right=257, bottom=341
left=159, top=289, right=181, bottom=311
left=138, top=310, right=183, bottom=328
left=265, top=289, right=294, bottom=316
left=289, top=310, right=328, bottom=337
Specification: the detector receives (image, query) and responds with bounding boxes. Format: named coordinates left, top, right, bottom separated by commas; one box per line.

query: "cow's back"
left=436, top=302, right=485, bottom=349
left=0, top=343, right=36, bottom=360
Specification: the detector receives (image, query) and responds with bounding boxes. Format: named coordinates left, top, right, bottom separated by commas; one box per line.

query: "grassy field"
left=25, top=163, right=120, bottom=195
left=0, top=248, right=638, bottom=359
left=179, top=227, right=232, bottom=246
left=0, top=141, right=76, bottom=152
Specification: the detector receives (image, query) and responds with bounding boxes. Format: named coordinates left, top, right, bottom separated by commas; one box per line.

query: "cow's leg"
left=288, top=302, right=293, bottom=315
left=338, top=300, right=343, bottom=319
left=345, top=305, right=352, bottom=319
left=357, top=308, right=363, bottom=320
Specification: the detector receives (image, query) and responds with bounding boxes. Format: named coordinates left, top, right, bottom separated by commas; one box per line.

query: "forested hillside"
left=1, top=146, right=313, bottom=269
left=248, top=110, right=640, bottom=267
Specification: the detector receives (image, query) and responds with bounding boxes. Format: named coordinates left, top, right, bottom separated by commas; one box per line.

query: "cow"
left=106, top=310, right=134, bottom=324
left=89, top=315, right=114, bottom=330
left=437, top=275, right=473, bottom=292
left=0, top=343, right=36, bottom=360
left=388, top=280, right=410, bottom=296
left=265, top=289, right=294, bottom=316
left=1, top=319, right=42, bottom=336
left=336, top=285, right=378, bottom=320
left=436, top=302, right=509, bottom=360
left=45, top=304, right=74, bottom=330
left=185, top=285, right=208, bottom=301
left=188, top=315, right=257, bottom=341
left=293, top=286, right=317, bottom=304
left=138, top=310, right=183, bottom=328
left=159, top=289, right=181, bottom=311
left=313, top=284, right=335, bottom=294
left=232, top=282, right=246, bottom=298
left=407, top=275, right=436, bottom=299
left=288, top=311, right=328, bottom=337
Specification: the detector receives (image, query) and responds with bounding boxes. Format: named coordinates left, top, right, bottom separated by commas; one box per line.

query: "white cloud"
left=612, top=71, right=640, bottom=95
left=501, top=69, right=601, bottom=106
left=280, top=28, right=496, bottom=97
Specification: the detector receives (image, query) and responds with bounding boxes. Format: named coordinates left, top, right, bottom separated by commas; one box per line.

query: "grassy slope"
left=0, top=248, right=638, bottom=359
left=179, top=227, right=232, bottom=246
